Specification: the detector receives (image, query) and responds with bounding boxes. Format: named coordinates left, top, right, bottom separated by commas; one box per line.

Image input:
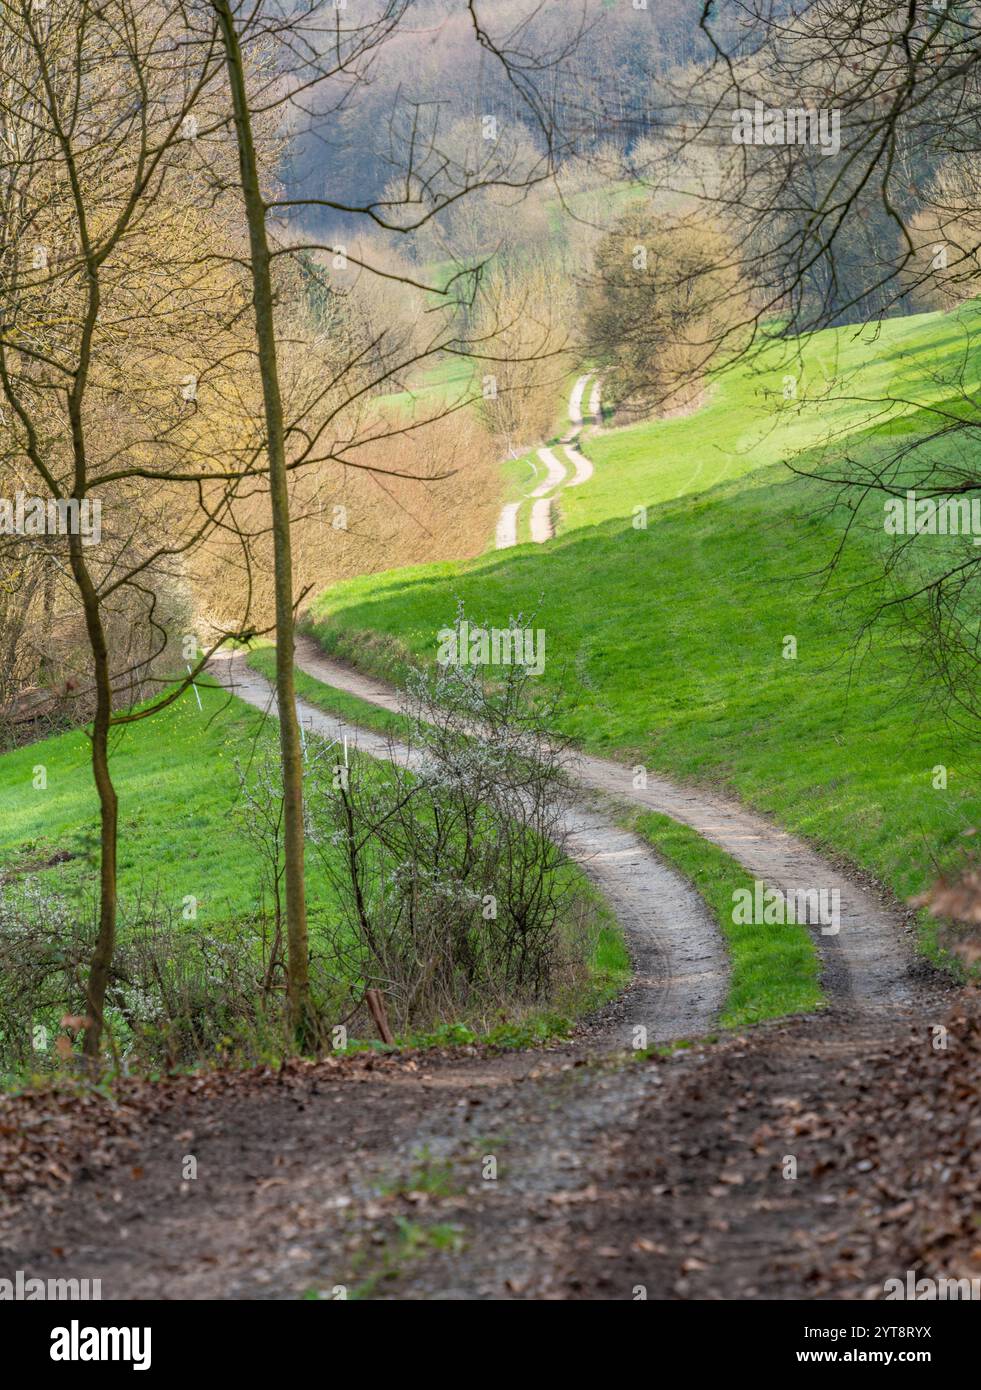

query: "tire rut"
left=288, top=636, right=916, bottom=1014
left=212, top=651, right=728, bottom=1046
left=495, top=373, right=597, bottom=550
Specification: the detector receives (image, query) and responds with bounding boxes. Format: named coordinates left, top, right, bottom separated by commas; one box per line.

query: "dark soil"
left=1, top=986, right=976, bottom=1301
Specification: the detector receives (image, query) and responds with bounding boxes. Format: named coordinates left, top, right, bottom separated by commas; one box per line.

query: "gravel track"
left=289, top=636, right=916, bottom=1014
left=212, top=650, right=728, bottom=1046
left=495, top=375, right=596, bottom=550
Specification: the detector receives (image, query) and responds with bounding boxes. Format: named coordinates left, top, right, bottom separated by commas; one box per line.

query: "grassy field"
left=563, top=303, right=981, bottom=533
left=0, top=664, right=630, bottom=1038
left=633, top=813, right=821, bottom=1028
left=0, top=681, right=333, bottom=931
left=303, top=306, right=981, bottom=973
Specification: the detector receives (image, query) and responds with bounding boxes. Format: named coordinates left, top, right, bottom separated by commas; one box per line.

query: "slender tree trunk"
left=215, top=0, right=313, bottom=1047
left=41, top=550, right=54, bottom=660
left=68, top=546, right=117, bottom=1062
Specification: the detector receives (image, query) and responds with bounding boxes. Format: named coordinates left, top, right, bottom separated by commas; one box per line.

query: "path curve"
left=211, top=650, right=727, bottom=1046
left=495, top=374, right=599, bottom=550
left=587, top=376, right=602, bottom=420
left=288, top=636, right=915, bottom=1014
left=562, top=442, right=593, bottom=487
left=568, top=372, right=592, bottom=429
left=530, top=446, right=567, bottom=497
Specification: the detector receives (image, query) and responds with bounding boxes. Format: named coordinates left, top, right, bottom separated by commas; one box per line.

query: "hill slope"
left=304, top=308, right=981, bottom=968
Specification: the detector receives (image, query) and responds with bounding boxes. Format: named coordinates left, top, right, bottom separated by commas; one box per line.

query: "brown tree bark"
left=214, top=0, right=313, bottom=1048
left=68, top=543, right=118, bottom=1062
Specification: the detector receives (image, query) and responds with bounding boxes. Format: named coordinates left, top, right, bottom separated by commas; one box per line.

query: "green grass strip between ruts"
left=251, top=644, right=824, bottom=1031
left=634, top=811, right=823, bottom=1028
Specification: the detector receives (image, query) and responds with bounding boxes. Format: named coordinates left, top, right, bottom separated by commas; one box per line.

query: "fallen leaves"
left=0, top=995, right=975, bottom=1301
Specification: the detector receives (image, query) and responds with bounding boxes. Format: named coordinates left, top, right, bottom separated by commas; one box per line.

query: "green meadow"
left=303, top=305, right=981, bottom=975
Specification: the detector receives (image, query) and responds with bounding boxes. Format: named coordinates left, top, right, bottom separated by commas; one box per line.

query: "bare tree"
left=0, top=0, right=263, bottom=1058
left=599, top=2, right=981, bottom=723
left=3, top=0, right=587, bottom=1057
left=206, top=0, right=582, bottom=1043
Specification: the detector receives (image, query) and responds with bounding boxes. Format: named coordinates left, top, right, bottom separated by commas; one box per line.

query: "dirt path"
left=567, top=371, right=591, bottom=428
left=211, top=652, right=728, bottom=1048
left=587, top=376, right=602, bottom=419
left=572, top=753, right=913, bottom=1011
left=528, top=497, right=554, bottom=543
left=494, top=501, right=520, bottom=549
left=290, top=635, right=915, bottom=1013
left=0, top=658, right=959, bottom=1302
left=562, top=441, right=593, bottom=487
left=495, top=375, right=597, bottom=551
left=1, top=992, right=963, bottom=1301
left=531, top=446, right=567, bottom=497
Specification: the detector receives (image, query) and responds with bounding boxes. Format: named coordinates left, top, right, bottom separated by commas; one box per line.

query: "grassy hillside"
left=303, top=307, right=981, bottom=967
left=563, top=303, right=981, bottom=533
left=0, top=673, right=629, bottom=1037
left=0, top=682, right=329, bottom=930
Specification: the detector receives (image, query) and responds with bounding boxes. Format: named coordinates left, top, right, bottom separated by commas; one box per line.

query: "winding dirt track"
left=0, top=649, right=943, bottom=1303
left=0, top=375, right=952, bottom=1305
left=418, top=368, right=909, bottom=1012
left=530, top=446, right=567, bottom=497
left=212, top=651, right=727, bottom=1046
left=562, top=441, right=593, bottom=487
left=587, top=376, right=602, bottom=419
left=495, top=373, right=599, bottom=550
left=568, top=371, right=601, bottom=429
left=288, top=635, right=914, bottom=1016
